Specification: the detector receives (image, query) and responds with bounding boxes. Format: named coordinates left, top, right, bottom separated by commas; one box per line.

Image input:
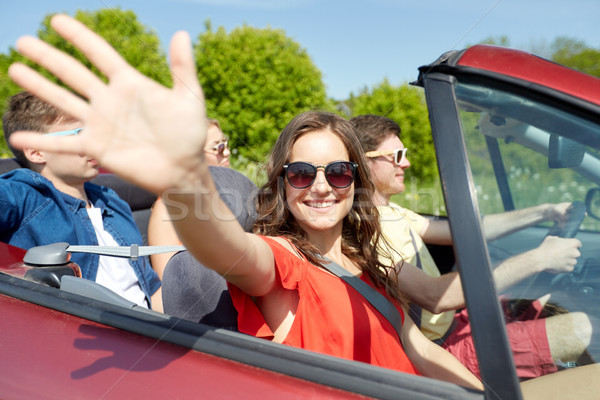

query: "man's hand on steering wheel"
left=546, top=201, right=587, bottom=238
left=534, top=236, right=582, bottom=274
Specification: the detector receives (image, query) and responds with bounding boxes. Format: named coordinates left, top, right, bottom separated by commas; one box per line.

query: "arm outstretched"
left=8, top=14, right=276, bottom=296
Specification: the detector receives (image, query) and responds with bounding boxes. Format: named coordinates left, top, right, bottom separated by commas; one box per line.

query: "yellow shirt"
left=377, top=203, right=455, bottom=341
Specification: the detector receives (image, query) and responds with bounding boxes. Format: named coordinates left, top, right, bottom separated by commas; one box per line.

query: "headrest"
left=209, top=166, right=258, bottom=232
left=90, top=174, right=157, bottom=212
left=0, top=158, right=23, bottom=175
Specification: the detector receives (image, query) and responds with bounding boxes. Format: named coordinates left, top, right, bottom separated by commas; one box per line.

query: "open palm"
left=8, top=15, right=208, bottom=195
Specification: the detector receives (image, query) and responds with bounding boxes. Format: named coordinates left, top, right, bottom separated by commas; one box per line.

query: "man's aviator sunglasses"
left=365, top=148, right=407, bottom=165
left=283, top=161, right=358, bottom=189
left=45, top=128, right=83, bottom=137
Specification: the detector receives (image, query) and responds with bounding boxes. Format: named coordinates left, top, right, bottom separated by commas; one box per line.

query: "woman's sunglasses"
left=205, top=139, right=229, bottom=156
left=283, top=161, right=358, bottom=189
left=365, top=147, right=407, bottom=165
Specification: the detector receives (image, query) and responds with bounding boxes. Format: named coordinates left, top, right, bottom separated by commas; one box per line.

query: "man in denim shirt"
left=1, top=92, right=161, bottom=310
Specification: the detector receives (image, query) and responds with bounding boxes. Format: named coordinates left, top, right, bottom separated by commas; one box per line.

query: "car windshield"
left=455, top=80, right=600, bottom=372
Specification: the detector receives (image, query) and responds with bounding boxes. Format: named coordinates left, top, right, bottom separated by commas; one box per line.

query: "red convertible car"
left=1, top=44, right=600, bottom=399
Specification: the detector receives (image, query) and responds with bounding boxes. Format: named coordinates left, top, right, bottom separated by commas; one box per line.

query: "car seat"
left=161, top=166, right=258, bottom=329
left=0, top=158, right=22, bottom=175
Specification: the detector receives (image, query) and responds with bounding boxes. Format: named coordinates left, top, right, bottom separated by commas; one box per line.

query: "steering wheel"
left=546, top=201, right=586, bottom=238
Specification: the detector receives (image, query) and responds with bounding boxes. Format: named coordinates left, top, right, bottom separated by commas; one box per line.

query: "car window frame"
left=418, top=59, right=600, bottom=400
left=419, top=71, right=523, bottom=400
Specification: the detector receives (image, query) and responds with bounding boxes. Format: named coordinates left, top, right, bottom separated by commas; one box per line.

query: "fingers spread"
left=50, top=14, right=130, bottom=79
left=169, top=31, right=204, bottom=102
left=15, top=35, right=105, bottom=98
left=8, top=63, right=90, bottom=121
left=8, top=131, right=86, bottom=155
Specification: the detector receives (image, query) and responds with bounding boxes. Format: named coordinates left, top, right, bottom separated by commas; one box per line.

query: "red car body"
left=457, top=45, right=600, bottom=105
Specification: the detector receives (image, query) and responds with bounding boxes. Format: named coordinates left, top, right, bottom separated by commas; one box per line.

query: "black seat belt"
left=408, top=229, right=423, bottom=328
left=321, top=258, right=403, bottom=340
left=406, top=229, right=458, bottom=345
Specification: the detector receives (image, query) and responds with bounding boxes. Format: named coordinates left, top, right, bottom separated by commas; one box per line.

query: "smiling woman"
left=223, top=110, right=478, bottom=388
left=282, top=131, right=356, bottom=233
left=4, top=8, right=600, bottom=398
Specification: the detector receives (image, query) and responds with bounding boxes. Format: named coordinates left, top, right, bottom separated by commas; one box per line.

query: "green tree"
left=35, top=8, right=171, bottom=86
left=194, top=23, right=331, bottom=170
left=551, top=37, right=600, bottom=78
left=478, top=35, right=511, bottom=47
left=0, top=8, right=170, bottom=157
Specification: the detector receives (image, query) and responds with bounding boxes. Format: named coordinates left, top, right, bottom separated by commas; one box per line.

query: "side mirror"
left=548, top=134, right=585, bottom=168
left=24, top=242, right=70, bottom=266
left=585, top=188, right=600, bottom=221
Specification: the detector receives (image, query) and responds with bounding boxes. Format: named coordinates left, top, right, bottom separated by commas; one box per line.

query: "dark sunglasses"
left=205, top=139, right=228, bottom=156
left=283, top=161, right=358, bottom=189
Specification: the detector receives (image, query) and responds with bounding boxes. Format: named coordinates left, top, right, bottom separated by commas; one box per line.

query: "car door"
left=0, top=244, right=485, bottom=399
left=416, top=45, right=600, bottom=400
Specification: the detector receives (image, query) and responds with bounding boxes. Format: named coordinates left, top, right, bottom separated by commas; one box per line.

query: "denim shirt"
left=0, top=169, right=160, bottom=305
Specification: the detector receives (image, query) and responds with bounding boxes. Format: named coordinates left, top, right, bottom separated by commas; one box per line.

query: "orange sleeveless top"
left=228, top=236, right=419, bottom=375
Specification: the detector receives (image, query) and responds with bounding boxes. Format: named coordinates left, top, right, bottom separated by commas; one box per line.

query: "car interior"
left=449, top=77, right=600, bottom=398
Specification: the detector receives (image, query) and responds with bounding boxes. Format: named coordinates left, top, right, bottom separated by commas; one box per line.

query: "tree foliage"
left=349, top=79, right=436, bottom=183
left=478, top=35, right=511, bottom=47
left=194, top=23, right=331, bottom=165
left=550, top=37, right=600, bottom=78
left=0, top=8, right=170, bottom=157
left=37, top=8, right=171, bottom=86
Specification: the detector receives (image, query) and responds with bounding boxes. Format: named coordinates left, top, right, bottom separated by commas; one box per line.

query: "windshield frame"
left=419, top=50, right=600, bottom=399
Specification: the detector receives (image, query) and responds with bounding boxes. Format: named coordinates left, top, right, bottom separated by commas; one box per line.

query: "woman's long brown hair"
left=253, top=110, right=407, bottom=306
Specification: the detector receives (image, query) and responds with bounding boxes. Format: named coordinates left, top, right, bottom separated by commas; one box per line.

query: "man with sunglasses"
left=351, top=114, right=592, bottom=379
left=0, top=91, right=161, bottom=310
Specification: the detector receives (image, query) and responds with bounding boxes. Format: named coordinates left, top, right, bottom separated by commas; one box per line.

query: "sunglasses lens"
left=286, top=163, right=316, bottom=188
left=216, top=143, right=225, bottom=155
left=326, top=162, right=355, bottom=188
left=395, top=149, right=406, bottom=165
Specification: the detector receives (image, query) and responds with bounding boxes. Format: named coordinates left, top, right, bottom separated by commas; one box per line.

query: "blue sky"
left=1, top=0, right=598, bottom=99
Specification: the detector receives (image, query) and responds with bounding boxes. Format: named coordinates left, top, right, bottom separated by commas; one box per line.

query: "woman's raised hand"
left=8, top=14, right=208, bottom=195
